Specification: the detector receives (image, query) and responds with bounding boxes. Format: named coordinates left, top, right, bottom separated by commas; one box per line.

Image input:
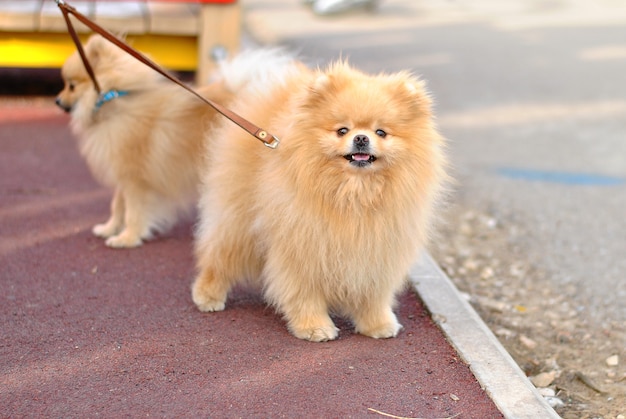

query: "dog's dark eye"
left=69, top=83, right=75, bottom=92
left=375, top=129, right=387, bottom=138
left=337, top=127, right=349, bottom=137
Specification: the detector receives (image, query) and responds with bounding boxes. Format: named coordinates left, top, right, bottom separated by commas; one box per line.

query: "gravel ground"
left=431, top=203, right=626, bottom=419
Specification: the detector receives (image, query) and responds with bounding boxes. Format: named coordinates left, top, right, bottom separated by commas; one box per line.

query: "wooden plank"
left=39, top=1, right=96, bottom=33
left=38, top=1, right=148, bottom=34
left=91, top=1, right=148, bottom=34
left=0, top=1, right=240, bottom=73
left=147, top=3, right=199, bottom=36
left=0, top=0, right=41, bottom=32
left=196, top=2, right=240, bottom=83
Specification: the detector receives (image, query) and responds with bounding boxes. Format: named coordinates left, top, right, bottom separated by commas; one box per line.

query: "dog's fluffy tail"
left=212, top=48, right=299, bottom=93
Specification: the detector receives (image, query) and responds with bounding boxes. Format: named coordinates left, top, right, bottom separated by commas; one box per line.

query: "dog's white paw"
left=194, top=300, right=226, bottom=312
left=105, top=232, right=143, bottom=248
left=93, top=222, right=120, bottom=238
left=356, top=320, right=402, bottom=339
left=290, top=323, right=339, bottom=342
left=192, top=284, right=227, bottom=312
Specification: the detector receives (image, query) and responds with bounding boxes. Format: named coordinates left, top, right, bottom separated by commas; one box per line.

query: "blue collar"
left=94, top=89, right=129, bottom=111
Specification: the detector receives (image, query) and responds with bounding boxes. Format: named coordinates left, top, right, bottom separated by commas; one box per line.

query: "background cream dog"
left=57, top=35, right=282, bottom=248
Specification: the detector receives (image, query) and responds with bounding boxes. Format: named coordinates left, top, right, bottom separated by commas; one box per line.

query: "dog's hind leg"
left=192, top=217, right=262, bottom=312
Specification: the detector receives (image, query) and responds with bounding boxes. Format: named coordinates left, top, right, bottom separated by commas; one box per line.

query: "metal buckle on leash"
left=263, top=137, right=280, bottom=149
left=257, top=131, right=280, bottom=149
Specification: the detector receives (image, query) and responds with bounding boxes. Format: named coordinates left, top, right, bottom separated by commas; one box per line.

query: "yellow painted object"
left=0, top=32, right=198, bottom=71
left=0, top=1, right=240, bottom=83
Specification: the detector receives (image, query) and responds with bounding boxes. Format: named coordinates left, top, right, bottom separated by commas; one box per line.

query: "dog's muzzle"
left=343, top=134, right=377, bottom=167
left=55, top=98, right=72, bottom=113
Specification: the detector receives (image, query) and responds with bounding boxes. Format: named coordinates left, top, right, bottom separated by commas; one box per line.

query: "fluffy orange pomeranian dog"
left=56, top=35, right=276, bottom=248
left=192, top=56, right=448, bottom=341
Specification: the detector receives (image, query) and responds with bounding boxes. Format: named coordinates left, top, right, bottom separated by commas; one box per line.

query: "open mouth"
left=343, top=153, right=377, bottom=167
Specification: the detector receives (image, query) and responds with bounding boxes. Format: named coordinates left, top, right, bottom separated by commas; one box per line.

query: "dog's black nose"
left=353, top=134, right=369, bottom=147
left=55, top=98, right=71, bottom=113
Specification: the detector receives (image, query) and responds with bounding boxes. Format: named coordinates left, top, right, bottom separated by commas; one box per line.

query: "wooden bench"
left=0, top=0, right=240, bottom=83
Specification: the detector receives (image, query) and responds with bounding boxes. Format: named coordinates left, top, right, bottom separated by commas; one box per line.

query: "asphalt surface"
left=0, top=101, right=505, bottom=417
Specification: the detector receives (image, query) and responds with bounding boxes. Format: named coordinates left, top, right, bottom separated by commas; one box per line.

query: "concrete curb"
left=410, top=253, right=561, bottom=418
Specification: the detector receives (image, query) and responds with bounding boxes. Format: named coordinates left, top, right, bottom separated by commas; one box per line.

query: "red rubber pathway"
left=0, top=100, right=502, bottom=418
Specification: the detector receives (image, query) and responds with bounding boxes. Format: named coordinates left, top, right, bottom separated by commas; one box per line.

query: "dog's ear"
left=391, top=71, right=426, bottom=96
left=399, top=75, right=432, bottom=111
left=404, top=79, right=425, bottom=95
left=309, top=60, right=352, bottom=96
left=301, top=72, right=338, bottom=112
left=311, top=73, right=333, bottom=95
left=316, top=60, right=354, bottom=88
left=305, top=72, right=336, bottom=108
left=84, top=34, right=107, bottom=67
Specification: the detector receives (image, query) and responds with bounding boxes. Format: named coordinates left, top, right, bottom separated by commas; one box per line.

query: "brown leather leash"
left=55, top=0, right=280, bottom=149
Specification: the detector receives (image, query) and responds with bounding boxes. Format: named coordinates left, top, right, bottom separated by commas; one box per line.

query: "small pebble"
left=480, top=267, right=495, bottom=280
left=519, top=334, right=537, bottom=350
left=495, top=328, right=515, bottom=339
left=545, top=396, right=565, bottom=408
left=537, top=387, right=555, bottom=397
left=462, top=258, right=479, bottom=271
left=475, top=296, right=507, bottom=313
left=606, top=355, right=619, bottom=367
left=530, top=371, right=556, bottom=388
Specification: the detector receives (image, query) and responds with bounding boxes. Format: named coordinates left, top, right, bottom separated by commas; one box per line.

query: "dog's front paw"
left=105, top=231, right=143, bottom=248
left=356, top=320, right=402, bottom=339
left=93, top=222, right=120, bottom=238
left=289, top=322, right=339, bottom=342
left=192, top=281, right=227, bottom=312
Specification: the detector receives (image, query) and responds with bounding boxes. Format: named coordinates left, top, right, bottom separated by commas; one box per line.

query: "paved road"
left=244, top=0, right=626, bottom=335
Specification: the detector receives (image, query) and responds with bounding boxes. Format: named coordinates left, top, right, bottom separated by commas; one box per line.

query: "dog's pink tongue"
left=353, top=154, right=370, bottom=161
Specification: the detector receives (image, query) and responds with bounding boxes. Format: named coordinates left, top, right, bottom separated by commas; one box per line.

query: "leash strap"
left=55, top=0, right=280, bottom=149
left=58, top=1, right=101, bottom=94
